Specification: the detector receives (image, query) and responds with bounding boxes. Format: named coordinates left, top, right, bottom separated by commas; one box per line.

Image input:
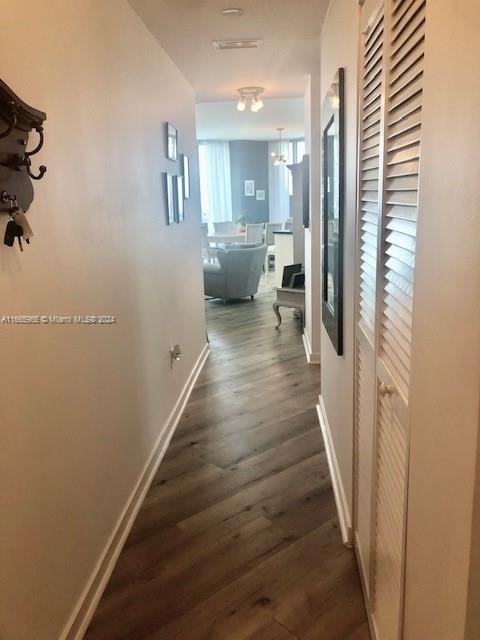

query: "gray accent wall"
left=230, top=141, right=270, bottom=223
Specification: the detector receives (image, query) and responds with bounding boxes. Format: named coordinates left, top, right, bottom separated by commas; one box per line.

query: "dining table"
left=207, top=231, right=246, bottom=245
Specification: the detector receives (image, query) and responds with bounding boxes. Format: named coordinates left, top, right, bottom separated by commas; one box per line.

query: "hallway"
left=85, top=291, right=368, bottom=640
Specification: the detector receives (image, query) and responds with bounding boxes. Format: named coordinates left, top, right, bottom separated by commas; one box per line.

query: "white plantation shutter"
left=370, top=0, right=426, bottom=638
left=358, top=7, right=385, bottom=343
left=380, top=0, right=425, bottom=401
left=354, top=3, right=385, bottom=596
left=372, top=392, right=409, bottom=636
left=354, top=336, right=376, bottom=583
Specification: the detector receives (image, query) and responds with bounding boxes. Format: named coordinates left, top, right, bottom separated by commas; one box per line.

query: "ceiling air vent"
left=212, top=39, right=262, bottom=51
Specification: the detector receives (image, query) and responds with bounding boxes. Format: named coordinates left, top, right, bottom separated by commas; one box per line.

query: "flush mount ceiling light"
left=236, top=87, right=265, bottom=112
left=271, top=128, right=288, bottom=166
left=213, top=39, right=261, bottom=50
left=221, top=8, right=245, bottom=17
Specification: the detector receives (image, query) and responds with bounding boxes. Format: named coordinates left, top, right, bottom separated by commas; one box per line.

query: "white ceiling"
left=129, top=0, right=329, bottom=102
left=196, top=97, right=305, bottom=140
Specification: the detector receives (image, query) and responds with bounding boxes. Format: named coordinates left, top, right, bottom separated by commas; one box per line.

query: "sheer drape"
left=198, top=141, right=233, bottom=228
left=268, top=141, right=293, bottom=223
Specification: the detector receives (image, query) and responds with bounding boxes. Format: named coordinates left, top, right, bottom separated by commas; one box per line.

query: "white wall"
left=0, top=2, right=206, bottom=639
left=404, top=1, right=480, bottom=637
left=304, top=74, right=322, bottom=363
left=319, top=0, right=359, bottom=523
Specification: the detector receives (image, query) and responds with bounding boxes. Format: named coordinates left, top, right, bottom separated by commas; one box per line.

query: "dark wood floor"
left=85, top=290, right=369, bottom=640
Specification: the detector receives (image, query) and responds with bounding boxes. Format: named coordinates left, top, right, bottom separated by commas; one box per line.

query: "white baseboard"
left=316, top=396, right=353, bottom=547
left=60, top=343, right=210, bottom=640
left=302, top=330, right=320, bottom=365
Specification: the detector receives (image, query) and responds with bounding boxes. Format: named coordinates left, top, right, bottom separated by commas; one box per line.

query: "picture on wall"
left=163, top=173, right=175, bottom=225
left=302, top=155, right=310, bottom=228
left=244, top=180, right=255, bottom=196
left=182, top=154, right=190, bottom=199
left=321, top=67, right=345, bottom=356
left=175, top=175, right=185, bottom=222
left=166, top=123, right=178, bottom=161
left=256, top=190, right=265, bottom=201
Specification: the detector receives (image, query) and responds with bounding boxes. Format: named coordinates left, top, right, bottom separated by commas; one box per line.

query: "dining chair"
left=245, top=223, right=265, bottom=245
left=213, top=221, right=236, bottom=234
left=201, top=223, right=217, bottom=263
left=264, top=222, right=283, bottom=275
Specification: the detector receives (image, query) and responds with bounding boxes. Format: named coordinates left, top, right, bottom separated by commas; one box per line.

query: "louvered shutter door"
left=354, top=336, right=376, bottom=586
left=358, top=8, right=384, bottom=342
left=354, top=3, right=385, bottom=596
left=371, top=1, right=426, bottom=638
left=372, top=388, right=409, bottom=637
left=380, top=0, right=425, bottom=401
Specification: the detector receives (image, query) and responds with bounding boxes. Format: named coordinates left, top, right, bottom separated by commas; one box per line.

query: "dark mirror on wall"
left=322, top=67, right=345, bottom=355
left=302, top=154, right=310, bottom=228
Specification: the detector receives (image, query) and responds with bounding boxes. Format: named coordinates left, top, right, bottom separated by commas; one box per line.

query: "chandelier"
left=271, top=128, right=287, bottom=166
left=236, top=87, right=265, bottom=112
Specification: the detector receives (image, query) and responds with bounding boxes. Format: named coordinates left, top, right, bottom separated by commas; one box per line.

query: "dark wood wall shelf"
left=0, top=78, right=47, bottom=213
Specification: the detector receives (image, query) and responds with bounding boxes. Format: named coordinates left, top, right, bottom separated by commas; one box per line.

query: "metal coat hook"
left=25, top=125, right=44, bottom=157
left=25, top=156, right=47, bottom=181
left=4, top=154, right=48, bottom=181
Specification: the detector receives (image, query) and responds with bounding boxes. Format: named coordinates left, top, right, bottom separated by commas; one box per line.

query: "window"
left=198, top=143, right=209, bottom=221
left=198, top=141, right=233, bottom=228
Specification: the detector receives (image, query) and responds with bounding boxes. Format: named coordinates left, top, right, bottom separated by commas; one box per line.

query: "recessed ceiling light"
left=221, top=8, right=245, bottom=17
left=212, top=39, right=261, bottom=50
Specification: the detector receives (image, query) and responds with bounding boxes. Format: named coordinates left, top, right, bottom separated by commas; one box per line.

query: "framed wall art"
left=175, top=175, right=185, bottom=222
left=244, top=180, right=255, bottom=196
left=302, top=154, right=310, bottom=228
left=181, top=154, right=190, bottom=199
left=322, top=67, right=345, bottom=355
left=166, top=123, right=178, bottom=161
left=164, top=173, right=175, bottom=225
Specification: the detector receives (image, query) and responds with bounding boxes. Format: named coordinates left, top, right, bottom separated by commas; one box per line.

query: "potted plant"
left=236, top=212, right=249, bottom=232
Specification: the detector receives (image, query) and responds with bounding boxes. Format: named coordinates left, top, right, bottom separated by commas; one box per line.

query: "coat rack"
left=0, top=78, right=47, bottom=213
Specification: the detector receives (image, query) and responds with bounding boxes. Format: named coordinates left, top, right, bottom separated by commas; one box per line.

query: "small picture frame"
left=164, top=173, right=175, bottom=225
left=181, top=154, right=190, bottom=199
left=175, top=175, right=185, bottom=222
left=256, top=189, right=265, bottom=201
left=244, top=180, right=255, bottom=196
left=166, top=123, right=178, bottom=161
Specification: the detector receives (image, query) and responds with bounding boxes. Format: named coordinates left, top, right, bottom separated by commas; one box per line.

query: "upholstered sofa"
left=203, top=242, right=267, bottom=302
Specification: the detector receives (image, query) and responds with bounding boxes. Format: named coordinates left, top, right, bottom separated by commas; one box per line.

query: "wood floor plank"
left=141, top=520, right=345, bottom=640
left=85, top=288, right=369, bottom=640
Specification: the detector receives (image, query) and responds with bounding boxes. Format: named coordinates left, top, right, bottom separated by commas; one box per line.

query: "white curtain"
left=198, top=141, right=233, bottom=228
left=268, top=141, right=293, bottom=223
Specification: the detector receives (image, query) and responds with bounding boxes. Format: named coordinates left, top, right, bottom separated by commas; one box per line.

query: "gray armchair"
left=204, top=243, right=267, bottom=302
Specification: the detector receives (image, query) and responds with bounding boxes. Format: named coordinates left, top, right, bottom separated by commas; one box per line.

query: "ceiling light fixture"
left=271, top=128, right=288, bottom=166
left=221, top=8, right=245, bottom=17
left=237, top=95, right=246, bottom=111
left=236, top=87, right=265, bottom=113
left=251, top=95, right=264, bottom=112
